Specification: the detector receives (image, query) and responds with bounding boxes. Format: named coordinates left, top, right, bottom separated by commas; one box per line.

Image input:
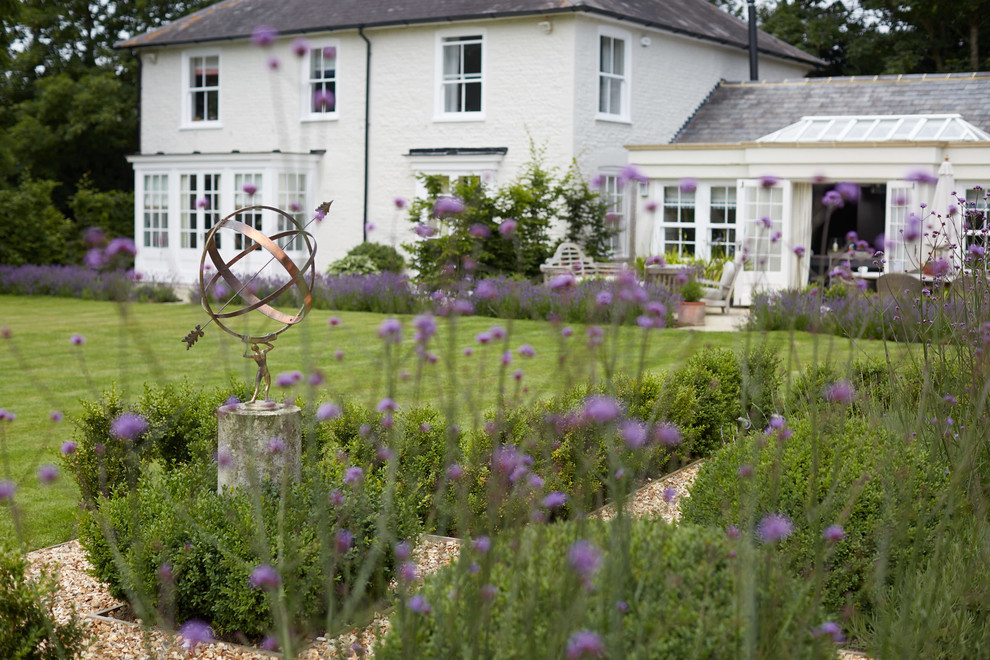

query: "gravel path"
left=25, top=462, right=868, bottom=659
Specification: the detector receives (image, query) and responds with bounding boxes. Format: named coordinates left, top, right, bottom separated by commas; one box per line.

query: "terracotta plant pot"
left=677, top=301, right=707, bottom=327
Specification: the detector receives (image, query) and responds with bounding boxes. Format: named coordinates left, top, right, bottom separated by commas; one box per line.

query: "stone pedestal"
left=217, top=403, right=302, bottom=492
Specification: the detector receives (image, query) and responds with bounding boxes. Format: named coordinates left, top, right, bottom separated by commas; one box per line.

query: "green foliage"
left=69, top=178, right=134, bottom=242
left=0, top=179, right=72, bottom=266
left=0, top=539, right=86, bottom=659
left=63, top=381, right=248, bottom=503
left=377, top=518, right=833, bottom=659
left=679, top=279, right=703, bottom=303
left=79, top=462, right=420, bottom=639
left=326, top=254, right=379, bottom=276
left=665, top=348, right=743, bottom=456
left=345, top=242, right=405, bottom=273
left=404, top=150, right=610, bottom=286
left=681, top=414, right=948, bottom=615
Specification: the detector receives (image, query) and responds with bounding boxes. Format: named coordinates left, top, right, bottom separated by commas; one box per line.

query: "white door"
left=734, top=179, right=792, bottom=306
left=884, top=180, right=920, bottom=272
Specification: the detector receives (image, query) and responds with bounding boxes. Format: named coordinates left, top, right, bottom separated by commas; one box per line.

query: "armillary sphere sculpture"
left=182, top=203, right=326, bottom=404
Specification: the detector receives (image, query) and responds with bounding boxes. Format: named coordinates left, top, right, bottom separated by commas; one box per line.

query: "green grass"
left=0, top=295, right=898, bottom=549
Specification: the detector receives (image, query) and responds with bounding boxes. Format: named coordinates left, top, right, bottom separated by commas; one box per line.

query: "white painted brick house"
left=119, top=0, right=817, bottom=282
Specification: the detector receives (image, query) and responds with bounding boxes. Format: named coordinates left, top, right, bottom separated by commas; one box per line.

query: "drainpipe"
left=359, top=27, right=371, bottom=243
left=747, top=0, right=758, bottom=81
left=131, top=49, right=142, bottom=153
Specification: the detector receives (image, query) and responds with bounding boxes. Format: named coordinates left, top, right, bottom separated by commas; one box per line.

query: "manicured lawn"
left=0, top=295, right=897, bottom=549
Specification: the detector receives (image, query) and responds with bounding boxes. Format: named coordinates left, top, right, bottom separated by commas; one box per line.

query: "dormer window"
left=183, top=52, right=220, bottom=126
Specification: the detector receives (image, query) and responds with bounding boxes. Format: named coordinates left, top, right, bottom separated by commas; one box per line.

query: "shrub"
left=79, top=462, right=421, bottom=640
left=376, top=518, right=834, bottom=659
left=663, top=347, right=742, bottom=456
left=0, top=540, right=86, bottom=659
left=681, top=414, right=948, bottom=615
left=326, top=254, right=378, bottom=276
left=346, top=242, right=405, bottom=273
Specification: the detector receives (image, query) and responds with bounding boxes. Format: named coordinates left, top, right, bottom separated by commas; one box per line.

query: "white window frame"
left=301, top=41, right=339, bottom=121
left=142, top=173, right=170, bottom=249
left=601, top=174, right=628, bottom=258
left=181, top=50, right=221, bottom=128
left=434, top=30, right=486, bottom=122
left=885, top=180, right=919, bottom=273
left=277, top=173, right=309, bottom=252
left=179, top=172, right=221, bottom=250
left=596, top=26, right=631, bottom=123
left=658, top=184, right=697, bottom=258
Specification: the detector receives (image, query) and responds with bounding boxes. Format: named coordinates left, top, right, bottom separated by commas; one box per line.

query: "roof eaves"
left=116, top=3, right=823, bottom=66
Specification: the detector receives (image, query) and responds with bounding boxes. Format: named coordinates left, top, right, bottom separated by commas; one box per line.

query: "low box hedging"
left=79, top=462, right=420, bottom=640
left=680, top=414, right=948, bottom=615
left=376, top=517, right=836, bottom=658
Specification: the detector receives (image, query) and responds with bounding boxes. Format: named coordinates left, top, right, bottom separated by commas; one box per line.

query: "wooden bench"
left=540, top=242, right=625, bottom=284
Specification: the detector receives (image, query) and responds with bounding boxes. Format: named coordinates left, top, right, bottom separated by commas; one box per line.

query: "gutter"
left=359, top=26, right=370, bottom=243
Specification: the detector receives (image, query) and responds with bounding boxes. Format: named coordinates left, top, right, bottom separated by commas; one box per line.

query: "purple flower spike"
left=344, top=466, right=364, bottom=485
left=823, top=525, right=845, bottom=542
left=824, top=380, right=855, bottom=405
left=111, top=412, right=148, bottom=441
left=0, top=480, right=16, bottom=501
left=793, top=246, right=806, bottom=258
left=620, top=419, right=647, bottom=449
left=472, top=536, right=491, bottom=554
left=178, top=619, right=214, bottom=650
left=498, top=218, right=517, bottom=237
left=377, top=397, right=397, bottom=413
left=568, top=539, right=602, bottom=579
left=446, top=463, right=464, bottom=480
left=662, top=487, right=677, bottom=503
left=433, top=196, right=465, bottom=218
left=61, top=440, right=77, bottom=455
left=335, top=529, right=354, bottom=553
left=566, top=630, right=606, bottom=658
left=249, top=564, right=281, bottom=590
left=393, top=196, right=407, bottom=209
left=70, top=333, right=85, bottom=346
left=250, top=25, right=278, bottom=47
left=822, top=190, right=844, bottom=208
left=407, top=594, right=431, bottom=614
left=542, top=491, right=568, bottom=509
left=313, top=89, right=335, bottom=110
left=291, top=37, right=310, bottom=57
left=679, top=177, right=698, bottom=193
left=582, top=395, right=621, bottom=424
left=835, top=182, right=860, bottom=202
left=378, top=317, right=402, bottom=341
left=549, top=273, right=576, bottom=291
left=653, top=423, right=682, bottom=446
left=468, top=223, right=491, bottom=238
left=757, top=513, right=794, bottom=543
left=105, top=237, right=137, bottom=257
left=50, top=411, right=63, bottom=423
left=37, top=464, right=58, bottom=484
left=316, top=402, right=341, bottom=421
left=759, top=175, right=779, bottom=188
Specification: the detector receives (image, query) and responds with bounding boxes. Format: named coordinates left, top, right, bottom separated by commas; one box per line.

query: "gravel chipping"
left=24, top=464, right=869, bottom=659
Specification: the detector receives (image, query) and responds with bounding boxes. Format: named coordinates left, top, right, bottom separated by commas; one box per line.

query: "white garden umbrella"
left=926, top=156, right=962, bottom=267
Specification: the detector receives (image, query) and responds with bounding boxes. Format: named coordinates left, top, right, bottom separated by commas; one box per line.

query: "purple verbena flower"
left=498, top=218, right=517, bottom=237
left=568, top=539, right=602, bottom=579
left=446, top=463, right=464, bottom=480
left=468, top=223, right=491, bottom=238
left=0, top=480, right=16, bottom=501
left=433, top=196, right=465, bottom=218
left=111, top=412, right=148, bottom=441
left=37, top=464, right=58, bottom=484
left=378, top=317, right=402, bottom=341
left=662, top=487, right=677, bottom=503
left=178, top=619, right=214, bottom=650
left=542, top=491, right=568, bottom=509
left=291, top=37, right=310, bottom=57
left=619, top=419, right=647, bottom=449
left=582, top=395, right=621, bottom=424
left=344, top=466, right=364, bottom=485
left=105, top=237, right=137, bottom=257
left=823, top=525, right=845, bottom=542
left=905, top=168, right=937, bottom=185
left=407, top=594, right=431, bottom=614
left=313, top=89, right=335, bottom=110
left=517, top=344, right=535, bottom=358
left=335, top=529, right=354, bottom=553
left=653, top=423, right=682, bottom=446
left=549, top=273, right=576, bottom=291
left=824, top=380, right=855, bottom=405
left=60, top=440, right=77, bottom=455
left=250, top=25, right=278, bottom=47
left=822, top=190, right=844, bottom=208
left=472, top=536, right=491, bottom=554
left=475, top=280, right=497, bottom=300
left=70, top=333, right=85, bottom=346
left=679, top=177, right=698, bottom=193
left=267, top=437, right=285, bottom=454
left=249, top=564, right=282, bottom=590
left=317, top=402, right=341, bottom=421
left=566, top=630, right=606, bottom=658
left=757, top=513, right=794, bottom=543
left=759, top=175, right=779, bottom=188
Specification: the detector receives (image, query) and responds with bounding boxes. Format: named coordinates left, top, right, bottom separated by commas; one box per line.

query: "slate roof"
left=673, top=73, right=990, bottom=144
left=117, top=0, right=820, bottom=66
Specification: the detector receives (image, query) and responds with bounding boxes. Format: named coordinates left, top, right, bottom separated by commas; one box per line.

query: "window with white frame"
left=439, top=34, right=483, bottom=115
left=306, top=45, right=337, bottom=116
left=180, top=173, right=220, bottom=250
left=964, top=187, right=989, bottom=261
left=742, top=186, right=784, bottom=272
left=709, top=186, right=737, bottom=258
left=277, top=173, right=307, bottom=251
left=234, top=173, right=263, bottom=251
left=187, top=54, right=219, bottom=123
left=602, top=175, right=627, bottom=257
left=662, top=185, right=696, bottom=257
left=886, top=184, right=919, bottom=272
left=598, top=30, right=629, bottom=119
left=143, top=174, right=169, bottom=248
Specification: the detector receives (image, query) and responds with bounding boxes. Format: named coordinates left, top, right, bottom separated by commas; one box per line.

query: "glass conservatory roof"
left=757, top=114, right=990, bottom=143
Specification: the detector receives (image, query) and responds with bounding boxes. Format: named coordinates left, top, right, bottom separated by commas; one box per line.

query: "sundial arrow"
left=180, top=201, right=330, bottom=349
